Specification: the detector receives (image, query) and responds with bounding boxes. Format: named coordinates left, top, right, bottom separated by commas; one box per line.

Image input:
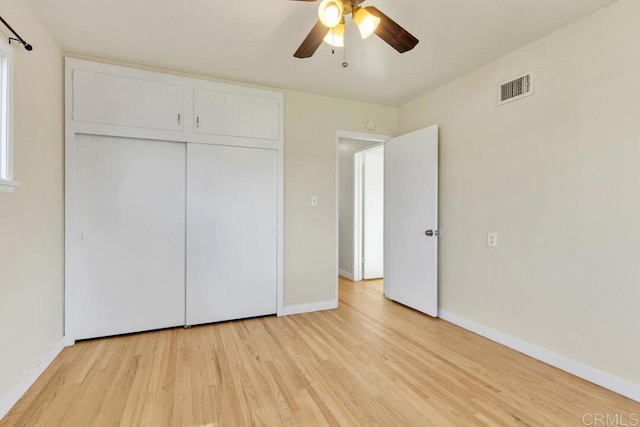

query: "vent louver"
left=498, top=73, right=533, bottom=105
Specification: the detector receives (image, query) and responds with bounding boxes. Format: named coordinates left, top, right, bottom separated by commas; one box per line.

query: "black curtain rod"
left=0, top=15, right=33, bottom=51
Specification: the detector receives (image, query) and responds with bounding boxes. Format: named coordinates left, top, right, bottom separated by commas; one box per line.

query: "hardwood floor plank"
left=2, top=277, right=639, bottom=426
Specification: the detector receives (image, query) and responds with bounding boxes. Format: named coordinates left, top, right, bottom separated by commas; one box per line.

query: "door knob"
left=425, top=230, right=434, bottom=237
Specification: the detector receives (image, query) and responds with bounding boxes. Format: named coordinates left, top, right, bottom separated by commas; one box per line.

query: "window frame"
left=0, top=38, right=19, bottom=193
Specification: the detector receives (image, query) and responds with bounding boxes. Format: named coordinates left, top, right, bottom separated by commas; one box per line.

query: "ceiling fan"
left=290, top=0, right=419, bottom=58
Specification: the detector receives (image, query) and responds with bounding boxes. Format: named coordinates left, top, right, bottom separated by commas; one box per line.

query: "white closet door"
left=74, top=135, right=186, bottom=339
left=186, top=143, right=277, bottom=325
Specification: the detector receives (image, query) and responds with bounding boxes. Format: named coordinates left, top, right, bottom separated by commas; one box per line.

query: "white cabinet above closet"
left=193, top=89, right=279, bottom=140
left=70, top=61, right=283, bottom=146
left=72, top=70, right=184, bottom=131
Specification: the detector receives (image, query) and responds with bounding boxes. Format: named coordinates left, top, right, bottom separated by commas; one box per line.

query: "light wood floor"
left=2, top=278, right=639, bottom=426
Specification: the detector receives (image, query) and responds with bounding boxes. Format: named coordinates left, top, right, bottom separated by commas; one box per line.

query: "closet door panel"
left=74, top=135, right=186, bottom=339
left=186, top=143, right=277, bottom=325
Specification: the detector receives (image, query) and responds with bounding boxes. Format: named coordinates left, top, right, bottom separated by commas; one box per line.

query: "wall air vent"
left=498, top=73, right=533, bottom=106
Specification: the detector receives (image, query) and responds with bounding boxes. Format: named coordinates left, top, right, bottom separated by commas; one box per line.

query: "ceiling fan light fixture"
left=353, top=7, right=380, bottom=39
left=318, top=0, right=344, bottom=29
left=323, top=21, right=345, bottom=47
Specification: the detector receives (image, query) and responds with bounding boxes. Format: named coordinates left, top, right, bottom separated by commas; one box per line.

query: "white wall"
left=338, top=138, right=381, bottom=278
left=399, top=0, right=640, bottom=386
left=0, top=0, right=64, bottom=407
left=284, top=92, right=397, bottom=305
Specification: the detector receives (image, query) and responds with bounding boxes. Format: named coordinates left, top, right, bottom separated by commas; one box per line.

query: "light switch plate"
left=488, top=232, right=498, bottom=247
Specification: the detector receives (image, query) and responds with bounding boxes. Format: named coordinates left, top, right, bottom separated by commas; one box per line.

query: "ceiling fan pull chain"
left=342, top=36, right=349, bottom=68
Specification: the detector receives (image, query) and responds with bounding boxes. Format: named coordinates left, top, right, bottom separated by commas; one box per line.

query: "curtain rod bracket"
left=0, top=16, right=33, bottom=51
left=9, top=37, right=33, bottom=51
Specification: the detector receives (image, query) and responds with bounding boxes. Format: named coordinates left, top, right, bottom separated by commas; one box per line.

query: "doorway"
left=337, top=131, right=388, bottom=288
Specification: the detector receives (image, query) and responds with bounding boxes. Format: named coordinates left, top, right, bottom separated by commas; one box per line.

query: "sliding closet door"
left=186, top=143, right=277, bottom=325
left=74, top=135, right=186, bottom=339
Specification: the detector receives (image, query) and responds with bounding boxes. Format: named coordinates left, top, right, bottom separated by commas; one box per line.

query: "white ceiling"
left=25, top=0, right=617, bottom=106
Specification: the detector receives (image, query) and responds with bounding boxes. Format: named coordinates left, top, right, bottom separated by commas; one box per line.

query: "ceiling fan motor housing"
left=292, top=0, right=419, bottom=59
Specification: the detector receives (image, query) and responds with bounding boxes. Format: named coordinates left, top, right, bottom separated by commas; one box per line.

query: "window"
left=0, top=38, right=18, bottom=193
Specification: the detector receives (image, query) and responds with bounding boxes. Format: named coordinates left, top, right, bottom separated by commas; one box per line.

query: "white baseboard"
left=338, top=269, right=354, bottom=281
left=279, top=300, right=338, bottom=316
left=0, top=337, right=65, bottom=420
left=439, top=310, right=640, bottom=403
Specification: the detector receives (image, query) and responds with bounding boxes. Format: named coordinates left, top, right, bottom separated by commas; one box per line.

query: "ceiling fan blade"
left=366, top=6, right=419, bottom=54
left=294, top=20, right=330, bottom=58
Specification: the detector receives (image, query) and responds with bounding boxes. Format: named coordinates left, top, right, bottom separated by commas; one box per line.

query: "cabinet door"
left=74, top=135, right=186, bottom=339
left=114, top=76, right=184, bottom=131
left=186, top=143, right=278, bottom=325
left=194, top=89, right=279, bottom=140
left=72, top=70, right=184, bottom=131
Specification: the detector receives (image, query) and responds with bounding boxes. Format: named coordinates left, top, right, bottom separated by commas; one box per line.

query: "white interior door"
left=384, top=126, right=439, bottom=317
left=186, top=143, right=278, bottom=325
left=363, top=148, right=384, bottom=279
left=74, top=135, right=186, bottom=339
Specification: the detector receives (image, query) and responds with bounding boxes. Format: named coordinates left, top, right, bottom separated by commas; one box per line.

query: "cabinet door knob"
left=196, top=116, right=200, bottom=128
left=425, top=230, right=434, bottom=237
left=177, top=113, right=181, bottom=125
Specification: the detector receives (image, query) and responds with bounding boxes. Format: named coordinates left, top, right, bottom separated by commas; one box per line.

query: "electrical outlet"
left=311, top=196, right=318, bottom=207
left=488, top=232, right=498, bottom=248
